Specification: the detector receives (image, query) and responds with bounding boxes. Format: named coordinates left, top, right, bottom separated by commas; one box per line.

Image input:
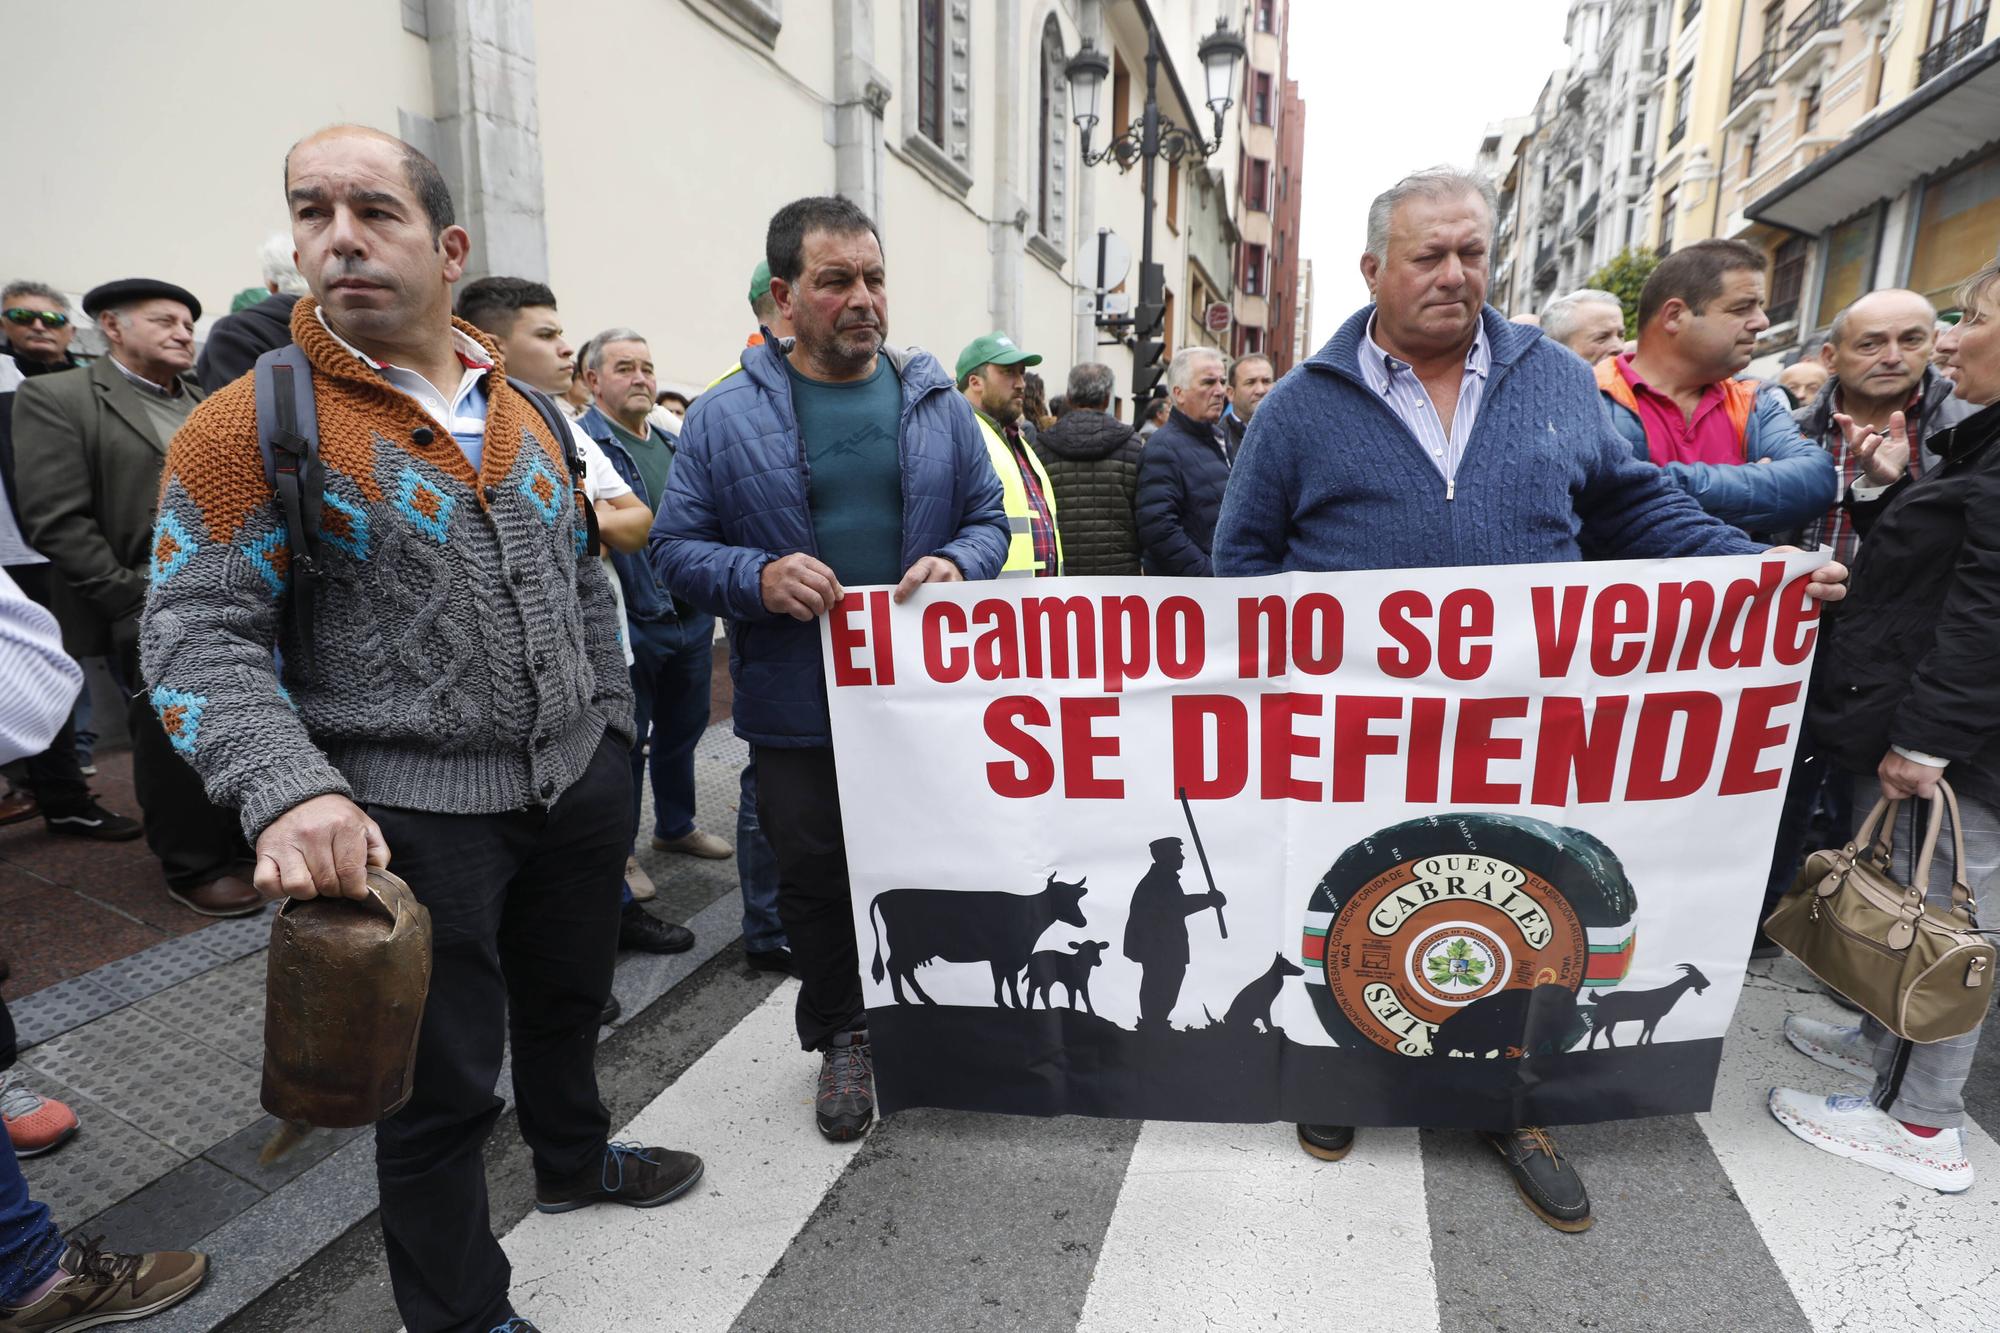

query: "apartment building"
left=1492, top=0, right=1998, bottom=369
left=1229, top=0, right=1307, bottom=372
left=11, top=0, right=1258, bottom=408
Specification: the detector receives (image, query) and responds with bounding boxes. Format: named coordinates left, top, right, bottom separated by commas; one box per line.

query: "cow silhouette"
left=868, top=875, right=1090, bottom=1008
left=1429, top=983, right=1585, bottom=1058
left=1023, top=940, right=1110, bottom=1014
left=1214, top=953, right=1304, bottom=1033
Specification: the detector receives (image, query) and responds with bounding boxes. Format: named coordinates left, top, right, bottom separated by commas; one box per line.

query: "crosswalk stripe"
left=499, top=982, right=839, bottom=1332
left=1697, top=959, right=2000, bottom=1333
left=1078, top=1122, right=1438, bottom=1333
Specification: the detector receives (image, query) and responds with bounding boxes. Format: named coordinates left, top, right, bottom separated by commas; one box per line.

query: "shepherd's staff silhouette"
left=1178, top=786, right=1228, bottom=940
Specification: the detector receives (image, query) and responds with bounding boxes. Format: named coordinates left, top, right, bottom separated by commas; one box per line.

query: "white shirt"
left=316, top=308, right=492, bottom=466
left=568, top=422, right=632, bottom=504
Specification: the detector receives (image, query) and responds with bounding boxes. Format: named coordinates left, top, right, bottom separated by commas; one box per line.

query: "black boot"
left=1296, top=1123, right=1355, bottom=1161
left=619, top=902, right=694, bottom=954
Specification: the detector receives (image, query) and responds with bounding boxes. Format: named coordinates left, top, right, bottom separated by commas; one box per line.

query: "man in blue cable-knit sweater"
left=1215, top=166, right=1849, bottom=1237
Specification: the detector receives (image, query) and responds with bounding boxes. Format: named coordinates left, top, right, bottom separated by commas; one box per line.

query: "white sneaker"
left=625, top=855, right=657, bottom=902
left=1783, top=1014, right=1875, bottom=1082
left=1767, top=1087, right=1974, bottom=1193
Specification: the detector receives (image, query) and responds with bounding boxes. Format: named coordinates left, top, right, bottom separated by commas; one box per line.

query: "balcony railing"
left=1534, top=243, right=1557, bottom=280
left=1576, top=190, right=1600, bottom=232
left=1919, top=10, right=1989, bottom=85
left=1730, top=51, right=1775, bottom=109
left=1667, top=119, right=1687, bottom=149
left=1784, top=0, right=1842, bottom=59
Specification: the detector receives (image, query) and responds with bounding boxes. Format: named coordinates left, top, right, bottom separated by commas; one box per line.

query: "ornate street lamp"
left=1064, top=16, right=1246, bottom=402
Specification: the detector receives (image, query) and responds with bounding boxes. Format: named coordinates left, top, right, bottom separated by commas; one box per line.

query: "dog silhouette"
left=1220, top=953, right=1305, bottom=1033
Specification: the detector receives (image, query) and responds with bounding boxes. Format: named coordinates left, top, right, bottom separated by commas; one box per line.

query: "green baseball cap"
left=748, top=259, right=773, bottom=309
left=954, top=331, right=1042, bottom=384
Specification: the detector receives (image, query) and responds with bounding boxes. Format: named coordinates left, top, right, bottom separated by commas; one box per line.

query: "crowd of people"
left=0, top=124, right=1993, bottom=1332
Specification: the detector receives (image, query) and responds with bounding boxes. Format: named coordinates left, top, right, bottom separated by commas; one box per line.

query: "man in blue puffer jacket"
left=1594, top=239, right=1835, bottom=536
left=651, top=196, right=1008, bottom=1144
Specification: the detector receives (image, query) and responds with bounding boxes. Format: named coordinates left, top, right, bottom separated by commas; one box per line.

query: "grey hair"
left=585, top=328, right=648, bottom=373
left=1540, top=289, right=1623, bottom=345
left=1066, top=361, right=1116, bottom=409
left=260, top=233, right=308, bottom=296
left=1, top=280, right=69, bottom=311
left=1364, top=166, right=1497, bottom=262
left=1959, top=258, right=2000, bottom=318
left=1167, top=345, right=1225, bottom=392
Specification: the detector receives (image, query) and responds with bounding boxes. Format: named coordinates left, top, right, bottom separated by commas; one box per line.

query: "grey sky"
left=1290, top=0, right=1573, bottom=345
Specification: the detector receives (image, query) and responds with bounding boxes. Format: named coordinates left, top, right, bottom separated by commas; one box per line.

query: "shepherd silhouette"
left=1123, top=836, right=1227, bottom=1032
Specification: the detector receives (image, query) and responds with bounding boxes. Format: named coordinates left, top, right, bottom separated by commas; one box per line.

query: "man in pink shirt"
left=1595, top=239, right=1834, bottom=534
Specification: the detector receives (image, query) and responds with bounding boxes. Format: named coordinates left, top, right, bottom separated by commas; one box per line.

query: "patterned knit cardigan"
left=140, top=298, right=635, bottom=841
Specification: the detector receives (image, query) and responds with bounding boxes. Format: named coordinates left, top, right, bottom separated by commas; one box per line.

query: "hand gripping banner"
left=822, top=552, right=1824, bottom=1129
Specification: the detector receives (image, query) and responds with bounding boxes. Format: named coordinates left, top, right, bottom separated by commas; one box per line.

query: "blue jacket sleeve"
left=1213, top=402, right=1293, bottom=577
left=1578, top=415, right=1764, bottom=560
left=1661, top=392, right=1838, bottom=533
left=649, top=411, right=779, bottom=623
left=1136, top=436, right=1213, bottom=576
left=932, top=406, right=1010, bottom=580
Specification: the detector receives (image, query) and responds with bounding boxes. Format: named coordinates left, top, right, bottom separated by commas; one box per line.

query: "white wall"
left=7, top=0, right=432, bottom=330
left=534, top=0, right=839, bottom=387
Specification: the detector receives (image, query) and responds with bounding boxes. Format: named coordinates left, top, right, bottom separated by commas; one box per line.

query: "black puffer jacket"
left=1033, top=409, right=1144, bottom=576
left=1810, top=399, right=2000, bottom=806
left=196, top=293, right=299, bottom=392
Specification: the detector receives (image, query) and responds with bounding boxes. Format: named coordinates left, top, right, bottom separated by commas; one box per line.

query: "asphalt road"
left=221, top=948, right=2000, bottom=1333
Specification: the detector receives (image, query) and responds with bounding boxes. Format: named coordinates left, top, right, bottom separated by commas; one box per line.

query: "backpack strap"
left=253, top=344, right=324, bottom=683
left=506, top=376, right=599, bottom=558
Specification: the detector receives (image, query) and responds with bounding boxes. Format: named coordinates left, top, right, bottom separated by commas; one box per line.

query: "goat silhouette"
left=1586, top=964, right=1710, bottom=1047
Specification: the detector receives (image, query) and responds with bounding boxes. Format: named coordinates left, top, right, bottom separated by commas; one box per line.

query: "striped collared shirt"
left=1357, top=315, right=1491, bottom=496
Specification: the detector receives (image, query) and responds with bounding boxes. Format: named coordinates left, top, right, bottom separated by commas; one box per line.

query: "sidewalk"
left=4, top=689, right=751, bottom=1331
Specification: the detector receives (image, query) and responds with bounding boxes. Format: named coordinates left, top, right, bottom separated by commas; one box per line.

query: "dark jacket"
left=650, top=336, right=1009, bottom=748
left=1, top=351, right=82, bottom=538
left=1782, top=366, right=1977, bottom=551
left=13, top=358, right=205, bottom=653
left=1809, top=398, right=2000, bottom=806
left=196, top=293, right=299, bottom=393
left=1596, top=358, right=1836, bottom=534
left=575, top=404, right=691, bottom=627
left=1136, top=407, right=1232, bottom=576
left=1032, top=408, right=1143, bottom=576
left=1213, top=306, right=1760, bottom=576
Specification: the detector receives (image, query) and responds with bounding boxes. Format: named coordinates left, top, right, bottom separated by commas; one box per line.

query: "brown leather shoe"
left=0, top=789, right=37, bottom=826
left=169, top=874, right=265, bottom=918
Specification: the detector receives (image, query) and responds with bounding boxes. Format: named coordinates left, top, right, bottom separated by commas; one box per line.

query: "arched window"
left=1036, top=16, right=1069, bottom=248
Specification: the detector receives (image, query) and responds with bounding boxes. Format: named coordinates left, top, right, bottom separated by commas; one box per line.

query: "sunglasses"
left=3, top=308, right=70, bottom=330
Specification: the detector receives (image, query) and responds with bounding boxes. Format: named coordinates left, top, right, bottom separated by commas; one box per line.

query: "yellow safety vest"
left=976, top=414, right=1063, bottom=578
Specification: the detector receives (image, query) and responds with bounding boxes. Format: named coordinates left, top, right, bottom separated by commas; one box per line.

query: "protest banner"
left=822, top=552, right=1825, bottom=1129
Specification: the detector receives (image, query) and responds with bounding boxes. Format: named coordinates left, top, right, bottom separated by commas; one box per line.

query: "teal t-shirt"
left=786, top=355, right=905, bottom=588
left=607, top=417, right=674, bottom=510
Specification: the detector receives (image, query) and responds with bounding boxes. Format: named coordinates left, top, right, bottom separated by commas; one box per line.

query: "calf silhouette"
left=1586, top=964, right=1710, bottom=1047
left=1220, top=953, right=1304, bottom=1033
left=1430, top=983, right=1584, bottom=1058
left=869, top=874, right=1089, bottom=1008
left=1023, top=940, right=1110, bottom=1014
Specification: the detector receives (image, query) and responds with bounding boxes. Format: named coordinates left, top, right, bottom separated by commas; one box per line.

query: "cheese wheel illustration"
left=1301, top=813, right=1638, bottom=1058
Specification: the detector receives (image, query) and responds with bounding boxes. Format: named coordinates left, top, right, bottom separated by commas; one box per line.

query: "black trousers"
left=4, top=566, right=86, bottom=815
left=369, top=732, right=629, bottom=1333
left=756, top=744, right=865, bottom=1051
left=1136, top=961, right=1187, bottom=1031
left=117, top=636, right=246, bottom=889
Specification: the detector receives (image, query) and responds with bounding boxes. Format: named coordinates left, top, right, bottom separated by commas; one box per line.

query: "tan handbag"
left=1763, top=780, right=1995, bottom=1043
